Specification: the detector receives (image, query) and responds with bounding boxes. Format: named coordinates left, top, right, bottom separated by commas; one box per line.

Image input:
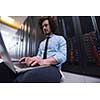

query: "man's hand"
left=19, top=56, right=40, bottom=67
left=19, top=56, right=58, bottom=67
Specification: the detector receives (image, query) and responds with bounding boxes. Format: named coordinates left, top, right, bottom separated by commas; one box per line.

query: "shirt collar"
left=45, top=33, right=54, bottom=38
left=49, top=33, right=55, bottom=38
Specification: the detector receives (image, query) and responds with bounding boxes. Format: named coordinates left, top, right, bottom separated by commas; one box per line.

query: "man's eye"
left=45, top=24, right=48, bottom=27
left=42, top=24, right=48, bottom=27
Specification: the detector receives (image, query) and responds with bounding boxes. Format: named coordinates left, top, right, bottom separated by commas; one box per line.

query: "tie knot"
left=46, top=37, right=50, bottom=41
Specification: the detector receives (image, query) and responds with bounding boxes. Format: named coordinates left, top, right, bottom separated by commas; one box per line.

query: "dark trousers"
left=0, top=62, right=61, bottom=83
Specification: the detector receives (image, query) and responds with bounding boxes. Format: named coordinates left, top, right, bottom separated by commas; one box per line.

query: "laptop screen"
left=0, top=32, right=16, bottom=73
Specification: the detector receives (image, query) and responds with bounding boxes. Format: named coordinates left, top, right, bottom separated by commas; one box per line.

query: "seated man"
left=0, top=16, right=67, bottom=83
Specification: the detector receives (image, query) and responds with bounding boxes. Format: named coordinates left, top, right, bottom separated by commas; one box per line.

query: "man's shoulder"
left=53, top=34, right=65, bottom=40
left=53, top=34, right=66, bottom=44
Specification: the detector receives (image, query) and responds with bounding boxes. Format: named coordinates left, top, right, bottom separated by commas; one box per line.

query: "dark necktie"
left=43, top=37, right=50, bottom=59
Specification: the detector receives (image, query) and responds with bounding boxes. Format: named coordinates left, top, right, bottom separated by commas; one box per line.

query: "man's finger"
left=31, top=61, right=38, bottom=66
left=19, top=57, right=26, bottom=62
left=27, top=60, right=35, bottom=66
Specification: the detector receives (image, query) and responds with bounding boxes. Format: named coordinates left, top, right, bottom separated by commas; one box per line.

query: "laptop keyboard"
left=13, top=62, right=28, bottom=68
left=13, top=62, right=40, bottom=68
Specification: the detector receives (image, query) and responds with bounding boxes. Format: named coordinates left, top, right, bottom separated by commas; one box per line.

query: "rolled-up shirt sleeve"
left=53, top=36, right=67, bottom=64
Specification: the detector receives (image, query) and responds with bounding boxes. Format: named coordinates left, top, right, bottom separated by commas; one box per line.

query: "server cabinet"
left=16, top=16, right=44, bottom=58
left=59, top=16, right=100, bottom=78
left=58, top=16, right=83, bottom=74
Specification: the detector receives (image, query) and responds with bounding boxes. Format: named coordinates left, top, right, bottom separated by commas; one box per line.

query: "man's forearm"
left=39, top=57, right=58, bottom=65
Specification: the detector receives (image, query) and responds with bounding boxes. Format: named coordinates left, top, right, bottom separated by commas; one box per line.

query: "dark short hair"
left=38, top=16, right=57, bottom=34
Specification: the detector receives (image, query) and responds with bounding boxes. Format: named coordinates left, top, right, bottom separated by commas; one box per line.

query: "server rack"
left=60, top=16, right=100, bottom=78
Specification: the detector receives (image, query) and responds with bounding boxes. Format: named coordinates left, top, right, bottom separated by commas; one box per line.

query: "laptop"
left=0, top=32, right=49, bottom=73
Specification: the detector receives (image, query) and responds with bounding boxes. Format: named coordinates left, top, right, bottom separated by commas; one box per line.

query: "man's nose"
left=43, top=26, right=47, bottom=29
left=43, top=26, right=47, bottom=31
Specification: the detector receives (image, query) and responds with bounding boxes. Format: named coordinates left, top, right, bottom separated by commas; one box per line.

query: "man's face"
left=42, top=19, right=51, bottom=35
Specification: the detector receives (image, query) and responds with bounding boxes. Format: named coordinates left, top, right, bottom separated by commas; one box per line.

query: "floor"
left=61, top=71, right=100, bottom=83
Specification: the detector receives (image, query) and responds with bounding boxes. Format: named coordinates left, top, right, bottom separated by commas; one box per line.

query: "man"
left=0, top=16, right=67, bottom=83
